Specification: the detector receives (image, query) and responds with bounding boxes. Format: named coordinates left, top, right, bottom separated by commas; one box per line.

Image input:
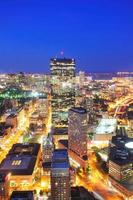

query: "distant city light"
left=31, top=91, right=39, bottom=97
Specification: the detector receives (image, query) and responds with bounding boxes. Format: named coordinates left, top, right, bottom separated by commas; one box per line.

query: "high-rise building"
left=79, top=71, right=85, bottom=88
left=68, top=107, right=88, bottom=159
left=50, top=58, right=76, bottom=127
left=109, top=130, right=133, bottom=199
left=51, top=149, right=70, bottom=200
left=42, top=133, right=54, bottom=163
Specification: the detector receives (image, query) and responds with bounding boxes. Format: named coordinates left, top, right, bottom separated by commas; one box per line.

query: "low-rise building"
left=0, top=143, right=41, bottom=189
left=94, top=118, right=117, bottom=142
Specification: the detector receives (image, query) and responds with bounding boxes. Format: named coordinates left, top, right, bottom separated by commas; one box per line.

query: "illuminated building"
left=52, top=127, right=68, bottom=147
left=51, top=149, right=70, bottom=200
left=94, top=118, right=117, bottom=142
left=0, top=173, right=10, bottom=200
left=109, top=131, right=133, bottom=199
left=127, top=104, right=133, bottom=131
left=41, top=134, right=54, bottom=192
left=43, top=133, right=54, bottom=163
left=29, top=111, right=45, bottom=134
left=0, top=143, right=41, bottom=189
left=70, top=167, right=76, bottom=186
left=6, top=114, right=18, bottom=129
left=79, top=71, right=85, bottom=88
left=50, top=58, right=76, bottom=127
left=10, top=191, right=34, bottom=200
left=0, top=86, right=46, bottom=100
left=68, top=107, right=88, bottom=160
left=42, top=133, right=54, bottom=176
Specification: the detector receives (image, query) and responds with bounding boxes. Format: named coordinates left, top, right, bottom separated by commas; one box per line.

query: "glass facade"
left=50, top=58, right=76, bottom=127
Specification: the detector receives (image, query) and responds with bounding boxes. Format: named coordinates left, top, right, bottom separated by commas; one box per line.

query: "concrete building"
left=0, top=143, right=41, bottom=190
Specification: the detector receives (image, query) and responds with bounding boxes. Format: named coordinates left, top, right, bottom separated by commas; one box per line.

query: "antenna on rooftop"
left=60, top=50, right=64, bottom=57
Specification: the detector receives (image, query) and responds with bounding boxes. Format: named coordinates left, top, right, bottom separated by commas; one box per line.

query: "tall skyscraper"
left=50, top=58, right=76, bottom=127
left=51, top=149, right=70, bottom=200
left=68, top=107, right=88, bottom=160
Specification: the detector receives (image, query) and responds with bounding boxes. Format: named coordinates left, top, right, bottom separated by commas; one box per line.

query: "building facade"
left=0, top=173, right=10, bottom=200
left=109, top=132, right=133, bottom=199
left=0, top=143, right=41, bottom=190
left=68, top=107, right=88, bottom=160
left=51, top=149, right=70, bottom=200
left=42, top=133, right=54, bottom=163
left=50, top=58, right=76, bottom=127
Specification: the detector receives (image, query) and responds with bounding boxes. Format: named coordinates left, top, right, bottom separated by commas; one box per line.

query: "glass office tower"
left=50, top=58, right=76, bottom=127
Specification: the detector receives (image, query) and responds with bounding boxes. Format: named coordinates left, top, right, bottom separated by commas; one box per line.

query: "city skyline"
left=0, top=64, right=133, bottom=199
left=0, top=0, right=133, bottom=73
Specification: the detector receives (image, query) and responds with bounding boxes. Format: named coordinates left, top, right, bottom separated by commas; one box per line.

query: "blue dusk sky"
left=0, top=0, right=133, bottom=73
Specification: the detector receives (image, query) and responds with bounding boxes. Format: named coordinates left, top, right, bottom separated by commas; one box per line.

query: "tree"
left=88, top=132, right=93, bottom=140
left=76, top=167, right=82, bottom=174
left=91, top=146, right=100, bottom=153
left=86, top=165, right=91, bottom=175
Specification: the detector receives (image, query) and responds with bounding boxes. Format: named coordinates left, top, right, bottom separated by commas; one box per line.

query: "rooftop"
left=52, top=149, right=69, bottom=169
left=0, top=154, right=36, bottom=175
left=10, top=191, right=34, bottom=200
left=7, top=113, right=17, bottom=118
left=69, top=107, right=87, bottom=114
left=121, top=176, right=133, bottom=192
left=125, top=142, right=133, bottom=149
left=51, top=58, right=75, bottom=64
left=110, top=176, right=133, bottom=193
left=95, top=118, right=117, bottom=135
left=71, top=186, right=98, bottom=200
left=109, top=146, right=133, bottom=165
left=0, top=143, right=40, bottom=175
left=111, top=132, right=133, bottom=149
left=52, top=127, right=68, bottom=135
left=9, top=143, right=40, bottom=156
left=59, top=139, right=68, bottom=148
left=43, top=133, right=53, bottom=147
left=42, top=162, right=51, bottom=169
